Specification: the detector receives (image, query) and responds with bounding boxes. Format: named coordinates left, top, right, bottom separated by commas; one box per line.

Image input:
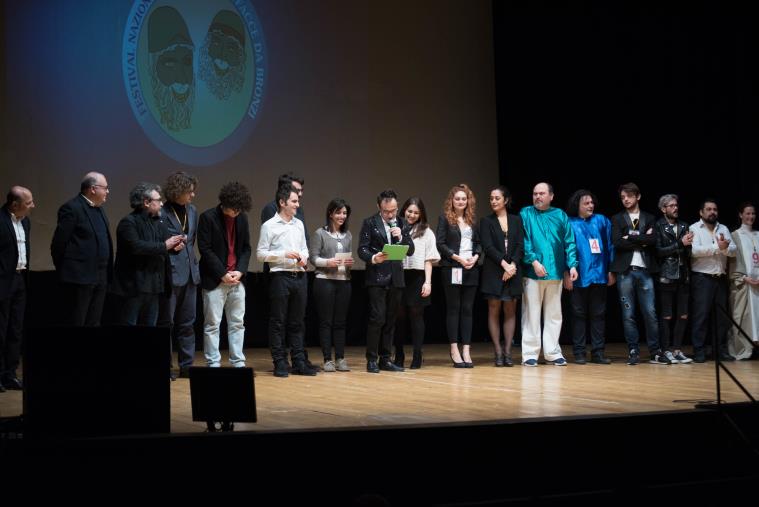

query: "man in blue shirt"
left=520, top=182, right=578, bottom=366
left=564, top=190, right=615, bottom=364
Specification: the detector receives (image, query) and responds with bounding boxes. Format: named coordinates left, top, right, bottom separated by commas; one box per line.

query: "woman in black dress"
left=479, top=186, right=523, bottom=366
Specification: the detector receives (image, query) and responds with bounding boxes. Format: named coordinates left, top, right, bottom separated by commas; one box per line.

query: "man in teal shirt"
left=520, top=182, right=578, bottom=366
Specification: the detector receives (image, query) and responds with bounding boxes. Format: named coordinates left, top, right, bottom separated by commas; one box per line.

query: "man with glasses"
left=610, top=182, right=670, bottom=365
left=654, top=194, right=694, bottom=364
left=51, top=172, right=114, bottom=326
left=0, top=186, right=34, bottom=392
left=113, top=182, right=184, bottom=327
left=358, top=189, right=415, bottom=373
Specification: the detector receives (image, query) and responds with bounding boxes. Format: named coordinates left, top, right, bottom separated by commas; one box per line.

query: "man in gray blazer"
left=158, top=171, right=201, bottom=379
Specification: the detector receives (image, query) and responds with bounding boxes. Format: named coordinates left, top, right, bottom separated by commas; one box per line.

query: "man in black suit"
left=157, top=171, right=201, bottom=378
left=198, top=182, right=252, bottom=368
left=0, top=186, right=34, bottom=391
left=610, top=182, right=670, bottom=366
left=358, top=189, right=415, bottom=373
left=50, top=172, right=114, bottom=326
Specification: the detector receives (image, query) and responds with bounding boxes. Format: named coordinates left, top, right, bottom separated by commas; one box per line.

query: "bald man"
left=51, top=172, right=114, bottom=326
left=0, top=186, right=34, bottom=391
left=520, top=182, right=578, bottom=367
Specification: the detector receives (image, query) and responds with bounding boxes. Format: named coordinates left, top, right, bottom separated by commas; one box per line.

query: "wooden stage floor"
left=1, top=343, right=757, bottom=433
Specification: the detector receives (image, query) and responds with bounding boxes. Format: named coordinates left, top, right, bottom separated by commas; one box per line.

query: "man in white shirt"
left=257, top=184, right=317, bottom=377
left=0, top=186, right=34, bottom=391
left=689, top=199, right=737, bottom=363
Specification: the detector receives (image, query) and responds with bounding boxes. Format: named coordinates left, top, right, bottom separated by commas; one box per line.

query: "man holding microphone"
left=358, top=189, right=415, bottom=373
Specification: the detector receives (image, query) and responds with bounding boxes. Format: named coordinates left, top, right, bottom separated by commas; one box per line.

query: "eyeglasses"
left=92, top=185, right=110, bottom=191
left=664, top=204, right=678, bottom=208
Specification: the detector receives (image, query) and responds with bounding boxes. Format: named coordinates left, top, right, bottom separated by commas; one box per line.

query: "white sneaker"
left=323, top=360, right=336, bottom=372
left=664, top=350, right=679, bottom=364
left=673, top=350, right=693, bottom=364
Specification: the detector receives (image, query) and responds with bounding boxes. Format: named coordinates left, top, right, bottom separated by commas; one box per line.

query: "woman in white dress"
left=728, top=202, right=759, bottom=359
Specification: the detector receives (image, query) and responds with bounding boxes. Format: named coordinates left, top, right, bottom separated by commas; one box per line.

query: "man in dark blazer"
left=112, top=182, right=183, bottom=327
left=157, top=171, right=201, bottom=378
left=358, top=189, right=414, bottom=373
left=50, top=172, right=114, bottom=326
left=610, top=182, right=669, bottom=365
left=0, top=186, right=34, bottom=391
left=198, top=182, right=252, bottom=368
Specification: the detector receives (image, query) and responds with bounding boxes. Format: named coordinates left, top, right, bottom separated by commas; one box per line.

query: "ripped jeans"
left=617, top=268, right=661, bottom=354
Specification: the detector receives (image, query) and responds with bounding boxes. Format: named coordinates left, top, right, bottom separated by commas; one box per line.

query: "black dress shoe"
left=718, top=353, right=735, bottom=362
left=292, top=361, right=318, bottom=376
left=574, top=355, right=587, bottom=365
left=591, top=355, right=611, bottom=364
left=379, top=360, right=404, bottom=372
left=463, top=361, right=474, bottom=368
left=0, top=384, right=6, bottom=393
left=3, top=377, right=23, bottom=390
left=274, top=360, right=290, bottom=377
left=366, top=360, right=380, bottom=373
left=409, top=352, right=422, bottom=369
left=393, top=348, right=405, bottom=368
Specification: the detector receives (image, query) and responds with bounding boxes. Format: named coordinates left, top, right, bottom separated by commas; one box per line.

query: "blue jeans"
left=617, top=268, right=661, bottom=354
left=202, top=283, right=246, bottom=367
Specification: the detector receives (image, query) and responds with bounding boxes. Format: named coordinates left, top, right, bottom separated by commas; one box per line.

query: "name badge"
left=451, top=267, right=463, bottom=285
left=589, top=238, right=602, bottom=254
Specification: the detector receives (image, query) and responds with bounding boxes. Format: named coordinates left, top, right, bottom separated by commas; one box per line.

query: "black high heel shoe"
left=463, top=360, right=474, bottom=368
left=450, top=353, right=466, bottom=368
left=410, top=351, right=423, bottom=369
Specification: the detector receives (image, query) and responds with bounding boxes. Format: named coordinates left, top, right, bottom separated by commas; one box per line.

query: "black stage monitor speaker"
left=23, top=326, right=171, bottom=438
left=190, top=366, right=256, bottom=430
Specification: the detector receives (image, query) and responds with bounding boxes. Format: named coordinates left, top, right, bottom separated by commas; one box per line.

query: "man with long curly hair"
left=197, top=182, right=252, bottom=368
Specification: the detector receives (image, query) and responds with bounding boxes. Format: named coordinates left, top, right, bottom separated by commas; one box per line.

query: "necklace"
left=171, top=205, right=187, bottom=233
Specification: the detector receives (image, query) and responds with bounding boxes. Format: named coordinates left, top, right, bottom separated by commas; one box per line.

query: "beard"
left=703, top=214, right=718, bottom=224
left=150, top=53, right=195, bottom=132
left=199, top=33, right=245, bottom=100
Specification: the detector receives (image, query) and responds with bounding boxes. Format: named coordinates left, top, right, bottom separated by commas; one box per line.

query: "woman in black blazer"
left=436, top=183, right=480, bottom=367
left=479, top=186, right=523, bottom=367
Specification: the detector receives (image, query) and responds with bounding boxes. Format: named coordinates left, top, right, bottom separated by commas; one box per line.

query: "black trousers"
left=657, top=280, right=689, bottom=351
left=313, top=278, right=351, bottom=360
left=569, top=283, right=607, bottom=357
left=158, top=281, right=198, bottom=370
left=366, top=286, right=402, bottom=362
left=690, top=272, right=729, bottom=355
left=268, top=272, right=308, bottom=363
left=0, top=273, right=25, bottom=381
left=443, top=284, right=477, bottom=344
left=394, top=305, right=425, bottom=356
left=65, top=281, right=107, bottom=326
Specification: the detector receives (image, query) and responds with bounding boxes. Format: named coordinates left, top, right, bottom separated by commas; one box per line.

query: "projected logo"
left=122, top=0, right=266, bottom=165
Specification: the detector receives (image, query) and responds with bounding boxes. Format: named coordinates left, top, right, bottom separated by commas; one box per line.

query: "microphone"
left=388, top=218, right=399, bottom=244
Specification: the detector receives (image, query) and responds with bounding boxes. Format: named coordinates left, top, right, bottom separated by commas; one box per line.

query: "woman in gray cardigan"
left=308, top=198, right=354, bottom=371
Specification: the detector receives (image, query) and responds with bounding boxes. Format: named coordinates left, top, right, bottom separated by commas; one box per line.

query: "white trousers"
left=521, top=278, right=564, bottom=362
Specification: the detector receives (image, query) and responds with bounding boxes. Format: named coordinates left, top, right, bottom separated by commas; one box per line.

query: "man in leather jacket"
left=654, top=194, right=694, bottom=363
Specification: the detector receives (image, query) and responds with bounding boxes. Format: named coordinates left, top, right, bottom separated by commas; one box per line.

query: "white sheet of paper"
left=335, top=252, right=352, bottom=274
left=589, top=238, right=601, bottom=254
left=451, top=267, right=463, bottom=285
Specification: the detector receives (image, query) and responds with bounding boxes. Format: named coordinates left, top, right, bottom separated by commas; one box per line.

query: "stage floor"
left=1, top=343, right=757, bottom=433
